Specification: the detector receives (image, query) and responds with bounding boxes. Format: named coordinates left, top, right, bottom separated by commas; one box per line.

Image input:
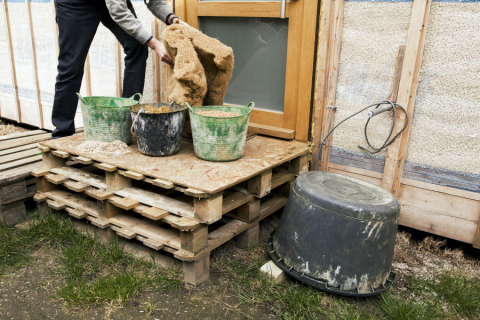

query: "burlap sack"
left=162, top=25, right=234, bottom=107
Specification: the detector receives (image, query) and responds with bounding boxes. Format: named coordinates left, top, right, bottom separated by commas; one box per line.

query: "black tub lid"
left=294, top=172, right=400, bottom=221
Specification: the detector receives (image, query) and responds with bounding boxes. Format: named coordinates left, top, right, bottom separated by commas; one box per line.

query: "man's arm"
left=105, top=0, right=160, bottom=45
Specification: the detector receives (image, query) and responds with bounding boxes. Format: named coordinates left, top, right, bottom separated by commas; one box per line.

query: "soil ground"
left=1, top=205, right=479, bottom=320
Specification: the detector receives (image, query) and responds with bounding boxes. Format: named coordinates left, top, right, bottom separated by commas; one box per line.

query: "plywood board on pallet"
left=42, top=134, right=309, bottom=194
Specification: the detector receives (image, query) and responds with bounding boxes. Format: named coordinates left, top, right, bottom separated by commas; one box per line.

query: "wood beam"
left=319, top=0, right=345, bottom=172
left=381, top=0, right=432, bottom=195
left=2, top=0, right=21, bottom=122
left=26, top=0, right=44, bottom=128
left=310, top=0, right=334, bottom=170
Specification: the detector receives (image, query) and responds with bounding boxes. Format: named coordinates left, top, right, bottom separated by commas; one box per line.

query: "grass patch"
left=0, top=223, right=37, bottom=274
left=0, top=211, right=182, bottom=306
left=412, top=270, right=480, bottom=319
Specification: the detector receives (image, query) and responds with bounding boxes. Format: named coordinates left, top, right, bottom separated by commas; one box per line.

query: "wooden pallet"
left=0, top=130, right=52, bottom=225
left=33, top=135, right=308, bottom=285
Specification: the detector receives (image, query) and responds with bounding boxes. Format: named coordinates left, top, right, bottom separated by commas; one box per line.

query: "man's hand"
left=173, top=17, right=189, bottom=26
left=147, top=38, right=173, bottom=66
left=168, top=15, right=189, bottom=26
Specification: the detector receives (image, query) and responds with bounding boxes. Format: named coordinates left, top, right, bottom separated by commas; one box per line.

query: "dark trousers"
left=52, top=0, right=148, bottom=138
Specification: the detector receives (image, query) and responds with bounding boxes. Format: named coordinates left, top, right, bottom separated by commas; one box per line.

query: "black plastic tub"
left=130, top=102, right=187, bottom=156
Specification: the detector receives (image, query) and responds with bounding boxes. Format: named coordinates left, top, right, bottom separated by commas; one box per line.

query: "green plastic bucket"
left=77, top=93, right=142, bottom=144
left=186, top=102, right=254, bottom=161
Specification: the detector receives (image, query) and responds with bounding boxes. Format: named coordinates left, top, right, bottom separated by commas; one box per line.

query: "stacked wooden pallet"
left=0, top=130, right=52, bottom=226
left=33, top=134, right=309, bottom=285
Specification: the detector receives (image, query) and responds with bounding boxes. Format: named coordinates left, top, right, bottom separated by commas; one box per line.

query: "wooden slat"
left=108, top=196, right=140, bottom=210
left=85, top=187, right=113, bottom=201
left=51, top=150, right=70, bottom=158
left=222, top=192, right=254, bottom=215
left=133, top=204, right=201, bottom=231
left=75, top=156, right=93, bottom=165
left=0, top=148, right=39, bottom=165
left=0, top=161, right=42, bottom=184
left=248, top=122, right=295, bottom=140
left=65, top=207, right=88, bottom=219
left=46, top=199, right=66, bottom=211
left=64, top=180, right=88, bottom=192
left=0, top=155, right=42, bottom=172
left=271, top=171, right=296, bottom=190
left=399, top=206, right=477, bottom=245
left=398, top=184, right=480, bottom=222
left=0, top=143, right=39, bottom=156
left=87, top=216, right=111, bottom=229
left=33, top=193, right=47, bottom=202
left=2, top=0, right=21, bottom=122
left=109, top=214, right=181, bottom=250
left=401, top=178, right=480, bottom=202
left=50, top=166, right=106, bottom=189
left=38, top=145, right=50, bottom=152
left=26, top=0, right=44, bottom=128
left=381, top=0, right=431, bottom=194
left=119, top=170, right=144, bottom=180
left=94, top=162, right=117, bottom=172
left=116, top=187, right=195, bottom=219
left=319, top=0, right=345, bottom=171
left=45, top=173, right=69, bottom=185
left=111, top=225, right=136, bottom=239
left=0, top=133, right=51, bottom=151
left=141, top=206, right=169, bottom=221
left=197, top=1, right=290, bottom=18
left=151, top=178, right=174, bottom=189
left=0, top=130, right=46, bottom=141
left=41, top=189, right=104, bottom=217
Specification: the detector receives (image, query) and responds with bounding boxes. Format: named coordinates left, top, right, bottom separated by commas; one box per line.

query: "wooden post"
left=180, top=225, right=208, bottom=254
left=26, top=0, right=44, bottom=128
left=115, top=42, right=123, bottom=97
left=152, top=18, right=161, bottom=102
left=85, top=54, right=92, bottom=96
left=319, top=0, right=344, bottom=172
left=310, top=0, right=333, bottom=171
left=390, top=46, right=406, bottom=103
left=236, top=223, right=259, bottom=248
left=248, top=169, right=272, bottom=198
left=194, top=193, right=223, bottom=223
left=381, top=0, right=431, bottom=196
left=2, top=0, right=21, bottom=122
left=294, top=0, right=319, bottom=142
left=182, top=254, right=210, bottom=286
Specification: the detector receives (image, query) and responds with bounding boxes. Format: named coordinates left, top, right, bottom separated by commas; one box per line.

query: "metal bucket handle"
left=186, top=102, right=195, bottom=114
left=130, top=108, right=145, bottom=134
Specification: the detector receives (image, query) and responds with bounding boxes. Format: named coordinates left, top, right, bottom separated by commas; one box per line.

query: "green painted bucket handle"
left=186, top=102, right=255, bottom=115
left=76, top=93, right=87, bottom=105
left=245, top=102, right=255, bottom=114
left=131, top=108, right=145, bottom=134
left=76, top=93, right=142, bottom=106
left=130, top=93, right=142, bottom=103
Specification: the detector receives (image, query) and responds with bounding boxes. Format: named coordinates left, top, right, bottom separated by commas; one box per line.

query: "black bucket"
left=267, top=172, right=400, bottom=297
left=130, top=102, right=187, bottom=156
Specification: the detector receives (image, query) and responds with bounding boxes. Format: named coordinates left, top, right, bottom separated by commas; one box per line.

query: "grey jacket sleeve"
left=105, top=0, right=173, bottom=45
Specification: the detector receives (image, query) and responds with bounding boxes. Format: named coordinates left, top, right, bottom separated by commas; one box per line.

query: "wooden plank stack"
left=33, top=141, right=309, bottom=285
left=0, top=130, right=52, bottom=226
